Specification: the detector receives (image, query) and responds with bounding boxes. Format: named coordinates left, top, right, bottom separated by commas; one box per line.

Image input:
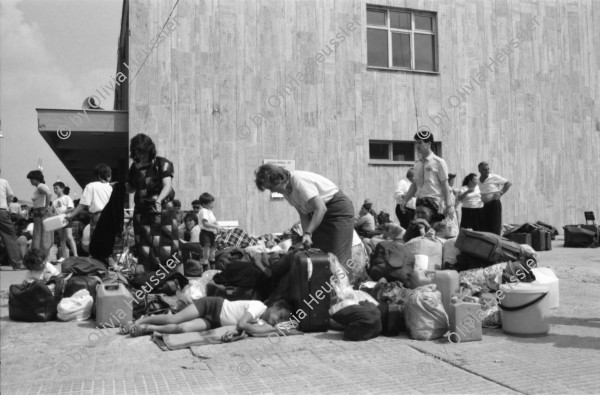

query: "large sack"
left=61, top=256, right=108, bottom=277
left=404, top=284, right=449, bottom=340
left=405, top=236, right=444, bottom=270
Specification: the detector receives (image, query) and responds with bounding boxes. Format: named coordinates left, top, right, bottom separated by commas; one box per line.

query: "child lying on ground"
left=123, top=297, right=292, bottom=337
left=23, top=248, right=60, bottom=282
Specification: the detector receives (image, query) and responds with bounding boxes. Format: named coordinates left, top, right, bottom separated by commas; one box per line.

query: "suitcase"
left=455, top=229, right=522, bottom=263
left=580, top=224, right=600, bottom=243
left=506, top=233, right=532, bottom=247
left=288, top=248, right=332, bottom=332
left=378, top=303, right=404, bottom=336
left=563, top=226, right=596, bottom=248
left=536, top=221, right=558, bottom=240
left=545, top=231, right=552, bottom=251
left=531, top=229, right=549, bottom=251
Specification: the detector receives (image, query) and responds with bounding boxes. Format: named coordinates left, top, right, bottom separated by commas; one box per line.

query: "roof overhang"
left=36, top=108, right=129, bottom=188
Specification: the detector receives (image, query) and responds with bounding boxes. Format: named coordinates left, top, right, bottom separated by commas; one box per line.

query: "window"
left=369, top=140, right=442, bottom=165
left=366, top=7, right=437, bottom=72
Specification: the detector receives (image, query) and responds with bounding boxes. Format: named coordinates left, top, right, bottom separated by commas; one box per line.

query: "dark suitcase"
left=536, top=221, right=559, bottom=240
left=545, top=231, right=552, bottom=251
left=531, top=229, right=549, bottom=251
left=455, top=229, right=523, bottom=263
left=506, top=233, right=532, bottom=247
left=580, top=225, right=600, bottom=242
left=563, top=225, right=596, bottom=248
left=378, top=303, right=404, bottom=336
left=288, top=248, right=332, bottom=332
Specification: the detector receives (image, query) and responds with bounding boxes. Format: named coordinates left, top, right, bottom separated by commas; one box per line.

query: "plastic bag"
left=404, top=284, right=449, bottom=340
left=327, top=253, right=354, bottom=306
left=176, top=270, right=221, bottom=305
left=57, top=289, right=93, bottom=322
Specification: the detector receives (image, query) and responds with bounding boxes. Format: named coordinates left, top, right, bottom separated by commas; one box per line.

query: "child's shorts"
left=200, top=230, right=216, bottom=247
left=193, top=296, right=224, bottom=328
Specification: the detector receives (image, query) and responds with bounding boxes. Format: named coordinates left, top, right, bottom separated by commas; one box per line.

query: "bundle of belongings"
left=502, top=222, right=556, bottom=251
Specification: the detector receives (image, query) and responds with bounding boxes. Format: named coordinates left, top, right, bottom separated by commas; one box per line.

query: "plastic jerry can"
left=96, top=283, right=134, bottom=327
left=409, top=270, right=459, bottom=315
left=449, top=300, right=483, bottom=343
left=43, top=214, right=69, bottom=231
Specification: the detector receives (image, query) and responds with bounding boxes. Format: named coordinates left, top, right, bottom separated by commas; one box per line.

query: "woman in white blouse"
left=457, top=173, right=484, bottom=231
left=254, top=164, right=355, bottom=265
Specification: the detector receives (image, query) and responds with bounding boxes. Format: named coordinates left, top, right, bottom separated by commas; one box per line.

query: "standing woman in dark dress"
left=125, top=134, right=179, bottom=272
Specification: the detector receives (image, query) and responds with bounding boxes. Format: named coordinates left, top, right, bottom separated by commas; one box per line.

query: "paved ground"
left=1, top=238, right=599, bottom=394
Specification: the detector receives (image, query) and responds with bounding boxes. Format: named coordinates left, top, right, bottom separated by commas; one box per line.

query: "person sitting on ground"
left=403, top=197, right=448, bottom=241
left=362, top=199, right=379, bottom=228
left=180, top=213, right=203, bottom=276
left=354, top=206, right=376, bottom=237
left=125, top=297, right=292, bottom=337
left=22, top=248, right=60, bottom=282
left=16, top=218, right=33, bottom=258
left=362, top=222, right=406, bottom=255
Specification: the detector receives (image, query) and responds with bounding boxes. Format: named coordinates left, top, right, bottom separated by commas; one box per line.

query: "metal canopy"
left=36, top=109, right=129, bottom=188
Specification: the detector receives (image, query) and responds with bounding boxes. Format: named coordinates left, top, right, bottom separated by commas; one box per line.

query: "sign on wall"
left=262, top=159, right=295, bottom=199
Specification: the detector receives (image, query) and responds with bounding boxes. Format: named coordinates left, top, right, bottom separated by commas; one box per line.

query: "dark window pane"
left=367, top=29, right=388, bottom=67
left=414, top=33, right=435, bottom=71
left=392, top=33, right=411, bottom=68
left=390, top=11, right=411, bottom=29
left=392, top=142, right=415, bottom=161
left=369, top=142, right=390, bottom=160
left=415, top=15, right=433, bottom=31
left=367, top=9, right=386, bottom=26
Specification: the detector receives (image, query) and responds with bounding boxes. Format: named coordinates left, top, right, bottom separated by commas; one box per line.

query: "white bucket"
left=414, top=254, right=429, bottom=271
left=499, top=282, right=550, bottom=336
left=532, top=267, right=559, bottom=309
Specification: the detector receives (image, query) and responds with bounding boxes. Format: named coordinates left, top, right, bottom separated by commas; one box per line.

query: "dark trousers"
left=180, top=242, right=203, bottom=261
left=0, top=209, right=22, bottom=267
left=395, top=205, right=415, bottom=229
left=460, top=207, right=484, bottom=231
left=312, top=191, right=355, bottom=266
left=482, top=200, right=502, bottom=235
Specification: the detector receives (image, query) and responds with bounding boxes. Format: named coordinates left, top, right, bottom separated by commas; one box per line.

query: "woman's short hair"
left=462, top=173, right=478, bottom=186
left=129, top=133, right=157, bottom=162
left=53, top=181, right=66, bottom=190
left=23, top=248, right=47, bottom=271
left=416, top=197, right=445, bottom=223
left=199, top=192, right=214, bottom=205
left=183, top=213, right=199, bottom=225
left=94, top=163, right=112, bottom=182
left=254, top=164, right=291, bottom=191
left=268, top=298, right=292, bottom=314
left=26, top=170, right=45, bottom=184
left=448, top=173, right=456, bottom=180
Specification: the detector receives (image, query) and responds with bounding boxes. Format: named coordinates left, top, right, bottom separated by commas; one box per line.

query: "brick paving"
left=1, top=241, right=599, bottom=394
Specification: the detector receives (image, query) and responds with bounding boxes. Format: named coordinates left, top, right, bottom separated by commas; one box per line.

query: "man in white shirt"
left=0, top=169, right=24, bottom=269
left=394, top=168, right=416, bottom=228
left=400, top=132, right=454, bottom=217
left=478, top=162, right=512, bottom=235
left=9, top=197, right=21, bottom=215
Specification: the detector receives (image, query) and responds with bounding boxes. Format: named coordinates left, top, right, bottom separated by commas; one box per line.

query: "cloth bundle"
left=216, top=228, right=259, bottom=250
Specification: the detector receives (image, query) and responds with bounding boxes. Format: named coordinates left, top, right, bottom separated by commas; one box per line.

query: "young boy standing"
left=198, top=193, right=221, bottom=268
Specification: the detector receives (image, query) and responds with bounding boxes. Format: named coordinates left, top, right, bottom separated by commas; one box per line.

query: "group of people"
left=393, top=133, right=511, bottom=237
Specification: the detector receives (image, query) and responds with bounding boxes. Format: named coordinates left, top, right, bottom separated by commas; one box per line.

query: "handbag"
left=9, top=274, right=71, bottom=322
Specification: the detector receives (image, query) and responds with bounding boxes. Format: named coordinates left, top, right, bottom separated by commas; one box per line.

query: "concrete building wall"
left=128, top=0, right=600, bottom=235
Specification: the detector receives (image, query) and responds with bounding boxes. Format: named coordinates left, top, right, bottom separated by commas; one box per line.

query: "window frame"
left=366, top=6, right=439, bottom=74
left=368, top=139, right=442, bottom=166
